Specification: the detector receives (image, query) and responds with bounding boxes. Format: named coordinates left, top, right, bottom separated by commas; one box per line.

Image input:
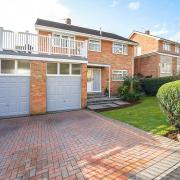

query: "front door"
left=87, top=68, right=101, bottom=92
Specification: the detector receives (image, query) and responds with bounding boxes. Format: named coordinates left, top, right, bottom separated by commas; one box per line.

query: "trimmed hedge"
left=143, top=76, right=180, bottom=96
left=157, top=80, right=180, bottom=130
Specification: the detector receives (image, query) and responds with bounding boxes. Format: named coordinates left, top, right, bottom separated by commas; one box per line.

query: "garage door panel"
left=47, top=76, right=81, bottom=112
left=0, top=76, right=30, bottom=117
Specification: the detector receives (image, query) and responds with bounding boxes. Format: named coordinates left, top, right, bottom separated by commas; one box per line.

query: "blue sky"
left=0, top=0, right=180, bottom=41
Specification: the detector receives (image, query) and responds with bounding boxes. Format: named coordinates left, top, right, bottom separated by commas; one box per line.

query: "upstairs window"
left=163, top=42, right=171, bottom=51
left=52, top=33, right=75, bottom=48
left=112, top=70, right=128, bottom=81
left=112, top=42, right=128, bottom=55
left=89, top=39, right=101, bottom=52
left=175, top=45, right=180, bottom=53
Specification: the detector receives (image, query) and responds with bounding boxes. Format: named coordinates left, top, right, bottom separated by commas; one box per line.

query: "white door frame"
left=87, top=68, right=101, bottom=93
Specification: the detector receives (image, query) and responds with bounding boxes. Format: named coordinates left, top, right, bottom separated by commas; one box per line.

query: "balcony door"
left=87, top=68, right=101, bottom=92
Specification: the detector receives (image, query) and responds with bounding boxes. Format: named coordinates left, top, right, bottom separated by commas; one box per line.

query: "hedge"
left=143, top=76, right=180, bottom=96
left=157, top=80, right=180, bottom=130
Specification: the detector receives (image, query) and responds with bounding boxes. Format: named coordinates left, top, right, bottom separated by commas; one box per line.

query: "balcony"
left=0, top=27, right=88, bottom=58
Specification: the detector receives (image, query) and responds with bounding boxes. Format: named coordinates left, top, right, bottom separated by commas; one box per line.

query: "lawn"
left=101, top=97, right=174, bottom=136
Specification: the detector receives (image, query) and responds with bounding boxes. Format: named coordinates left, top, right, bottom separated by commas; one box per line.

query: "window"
left=161, top=63, right=171, bottom=73
left=112, top=70, right=128, bottom=81
left=112, top=42, right=128, bottom=55
left=52, top=33, right=75, bottom=48
left=60, top=63, right=69, bottom=74
left=175, top=45, right=180, bottom=53
left=72, top=64, right=81, bottom=75
left=17, top=61, right=30, bottom=74
left=1, top=60, right=15, bottom=74
left=89, top=39, right=101, bottom=52
left=177, top=64, right=180, bottom=74
left=163, top=42, right=171, bottom=51
left=47, top=63, right=57, bottom=74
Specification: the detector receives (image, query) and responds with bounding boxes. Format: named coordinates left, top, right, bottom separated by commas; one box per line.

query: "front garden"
left=101, top=75, right=180, bottom=140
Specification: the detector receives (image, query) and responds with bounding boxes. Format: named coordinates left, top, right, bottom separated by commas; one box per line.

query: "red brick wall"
left=134, top=55, right=160, bottom=77
left=81, top=63, right=87, bottom=108
left=130, top=33, right=159, bottom=55
left=172, top=58, right=177, bottom=75
left=37, top=32, right=135, bottom=95
left=30, top=61, right=46, bottom=115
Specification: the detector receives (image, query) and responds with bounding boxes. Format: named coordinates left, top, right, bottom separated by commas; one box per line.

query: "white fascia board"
left=87, top=63, right=111, bottom=67
left=157, top=52, right=180, bottom=58
left=129, top=31, right=160, bottom=40
left=35, top=25, right=138, bottom=46
left=0, top=54, right=88, bottom=63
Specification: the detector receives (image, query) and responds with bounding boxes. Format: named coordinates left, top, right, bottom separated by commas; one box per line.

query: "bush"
left=118, top=76, right=143, bottom=102
left=157, top=80, right=180, bottom=131
left=143, top=76, right=179, bottom=96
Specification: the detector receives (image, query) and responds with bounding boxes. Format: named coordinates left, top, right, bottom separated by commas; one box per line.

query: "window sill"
left=112, top=79, right=124, bottom=82
left=112, top=52, right=128, bottom=56
left=89, top=49, right=101, bottom=53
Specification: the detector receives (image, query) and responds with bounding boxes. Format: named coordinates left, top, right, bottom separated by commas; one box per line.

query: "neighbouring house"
left=129, top=31, right=180, bottom=77
left=0, top=18, right=137, bottom=117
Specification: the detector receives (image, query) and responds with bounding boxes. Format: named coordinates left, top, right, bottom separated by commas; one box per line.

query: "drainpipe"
left=109, top=66, right=111, bottom=98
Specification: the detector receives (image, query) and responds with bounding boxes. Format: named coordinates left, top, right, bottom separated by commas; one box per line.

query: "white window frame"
left=52, top=32, right=75, bottom=48
left=46, top=63, right=81, bottom=76
left=175, top=45, right=180, bottom=54
left=112, top=42, right=128, bottom=55
left=112, top=70, right=128, bottom=81
left=160, top=63, right=172, bottom=73
left=88, top=39, right=101, bottom=52
left=0, top=59, right=30, bottom=76
left=163, top=42, right=171, bottom=51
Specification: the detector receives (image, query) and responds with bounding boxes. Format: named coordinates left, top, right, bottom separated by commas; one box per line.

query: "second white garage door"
left=47, top=76, right=81, bottom=112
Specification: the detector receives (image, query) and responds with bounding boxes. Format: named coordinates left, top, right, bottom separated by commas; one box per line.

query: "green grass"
left=101, top=97, right=174, bottom=136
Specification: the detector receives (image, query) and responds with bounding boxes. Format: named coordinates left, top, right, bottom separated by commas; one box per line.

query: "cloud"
left=0, top=0, right=71, bottom=32
left=151, top=28, right=169, bottom=36
left=128, top=1, right=140, bottom=10
left=110, top=0, right=119, bottom=7
left=170, top=31, right=180, bottom=42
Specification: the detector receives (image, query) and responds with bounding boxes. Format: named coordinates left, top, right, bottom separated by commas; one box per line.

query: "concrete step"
left=87, top=93, right=106, bottom=99
left=87, top=100, right=130, bottom=111
left=87, top=97, right=121, bottom=105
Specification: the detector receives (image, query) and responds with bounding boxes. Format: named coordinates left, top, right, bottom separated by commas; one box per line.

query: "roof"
left=0, top=50, right=87, bottom=62
left=35, top=19, right=137, bottom=44
left=129, top=31, right=180, bottom=45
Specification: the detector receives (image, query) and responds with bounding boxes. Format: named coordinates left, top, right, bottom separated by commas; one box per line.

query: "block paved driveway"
left=0, top=110, right=180, bottom=180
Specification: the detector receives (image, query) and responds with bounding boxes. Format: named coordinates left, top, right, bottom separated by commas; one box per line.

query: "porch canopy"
left=87, top=62, right=111, bottom=97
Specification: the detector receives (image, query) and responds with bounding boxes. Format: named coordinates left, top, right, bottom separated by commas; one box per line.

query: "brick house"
left=0, top=18, right=137, bottom=117
left=129, top=31, right=180, bottom=77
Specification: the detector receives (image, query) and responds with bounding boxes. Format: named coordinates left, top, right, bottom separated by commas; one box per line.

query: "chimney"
left=65, top=18, right=71, bottom=25
left=145, top=30, right=150, bottom=35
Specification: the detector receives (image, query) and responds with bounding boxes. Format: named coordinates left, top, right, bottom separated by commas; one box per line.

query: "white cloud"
left=128, top=1, right=140, bottom=10
left=151, top=28, right=169, bottom=36
left=110, top=0, right=119, bottom=7
left=0, top=0, right=71, bottom=32
left=170, top=31, right=180, bottom=42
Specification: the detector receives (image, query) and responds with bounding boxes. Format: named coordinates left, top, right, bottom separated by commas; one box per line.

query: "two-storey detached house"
left=130, top=31, right=180, bottom=77
left=0, top=18, right=137, bottom=117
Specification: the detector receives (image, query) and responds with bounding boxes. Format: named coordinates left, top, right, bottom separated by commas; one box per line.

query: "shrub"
left=143, top=76, right=180, bottom=96
left=157, top=80, right=180, bottom=131
left=118, top=76, right=143, bottom=102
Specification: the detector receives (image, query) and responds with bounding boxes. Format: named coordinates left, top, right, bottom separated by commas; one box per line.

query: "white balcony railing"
left=0, top=27, right=88, bottom=58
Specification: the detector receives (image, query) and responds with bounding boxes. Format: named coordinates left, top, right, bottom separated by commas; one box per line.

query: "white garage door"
left=0, top=76, right=30, bottom=117
left=47, top=76, right=81, bottom=112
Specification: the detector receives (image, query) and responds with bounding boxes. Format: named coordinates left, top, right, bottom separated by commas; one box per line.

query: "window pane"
left=89, top=40, right=100, bottom=51
left=72, top=64, right=81, bottom=75
left=47, top=63, right=57, bottom=74
left=17, top=61, right=30, bottom=74
left=1, top=60, right=15, bottom=74
left=60, top=63, right=69, bottom=74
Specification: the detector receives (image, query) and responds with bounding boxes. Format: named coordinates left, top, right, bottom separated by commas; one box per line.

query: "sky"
left=0, top=0, right=180, bottom=42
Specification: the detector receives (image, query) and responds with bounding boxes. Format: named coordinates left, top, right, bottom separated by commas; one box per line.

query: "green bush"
left=157, top=80, right=180, bottom=131
left=143, top=76, right=179, bottom=96
left=118, top=76, right=143, bottom=102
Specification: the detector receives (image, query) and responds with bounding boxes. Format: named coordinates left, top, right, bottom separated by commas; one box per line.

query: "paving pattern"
left=0, top=110, right=180, bottom=180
